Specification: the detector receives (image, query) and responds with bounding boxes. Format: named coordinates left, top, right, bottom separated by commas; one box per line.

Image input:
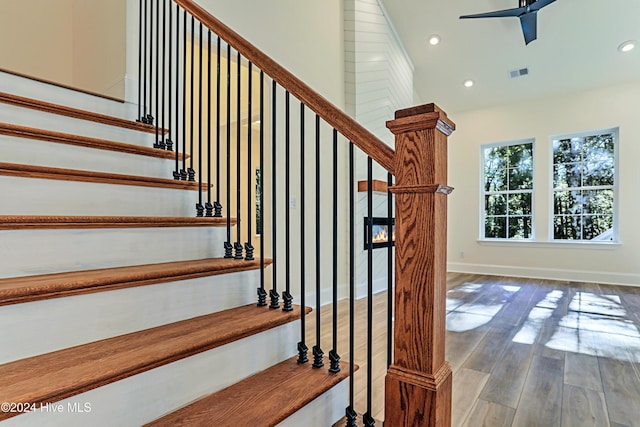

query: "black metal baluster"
left=234, top=51, right=243, bottom=259
left=155, top=0, right=160, bottom=134
left=282, top=91, right=292, bottom=312
left=195, top=22, right=204, bottom=217
left=166, top=0, right=173, bottom=152
left=187, top=16, right=195, bottom=182
left=244, top=62, right=254, bottom=260
left=224, top=42, right=232, bottom=258
left=297, top=103, right=308, bottom=363
left=137, top=0, right=143, bottom=122
left=146, top=0, right=153, bottom=124
left=214, top=36, right=222, bottom=217
left=257, top=70, right=266, bottom=306
left=172, top=4, right=180, bottom=179
left=312, top=114, right=324, bottom=368
left=161, top=0, right=167, bottom=149
left=269, top=80, right=279, bottom=309
left=345, top=142, right=357, bottom=426
left=180, top=9, right=187, bottom=181
left=387, top=172, right=393, bottom=368
left=329, top=128, right=340, bottom=373
left=140, top=0, right=149, bottom=123
left=205, top=29, right=213, bottom=217
left=151, top=0, right=156, bottom=127
left=363, top=156, right=375, bottom=427
left=154, top=0, right=166, bottom=149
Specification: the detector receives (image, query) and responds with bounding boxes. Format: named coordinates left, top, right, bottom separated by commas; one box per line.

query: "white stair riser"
left=1, top=136, right=174, bottom=179
left=0, top=71, right=136, bottom=120
left=0, top=227, right=226, bottom=278
left=0, top=269, right=262, bottom=364
left=0, top=103, right=156, bottom=147
left=277, top=379, right=349, bottom=427
left=0, top=177, right=203, bottom=216
left=0, top=321, right=300, bottom=427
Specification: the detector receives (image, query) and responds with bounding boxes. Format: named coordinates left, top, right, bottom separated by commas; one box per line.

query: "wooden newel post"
left=385, top=103, right=455, bottom=427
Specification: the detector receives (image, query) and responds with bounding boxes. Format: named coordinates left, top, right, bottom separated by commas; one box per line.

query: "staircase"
left=0, top=71, right=350, bottom=426
left=1, top=1, right=458, bottom=424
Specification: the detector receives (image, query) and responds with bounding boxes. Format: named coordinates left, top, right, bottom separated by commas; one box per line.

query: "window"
left=481, top=140, right=534, bottom=239
left=552, top=129, right=617, bottom=241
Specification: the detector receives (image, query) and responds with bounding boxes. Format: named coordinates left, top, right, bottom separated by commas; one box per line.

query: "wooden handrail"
left=174, top=0, right=395, bottom=174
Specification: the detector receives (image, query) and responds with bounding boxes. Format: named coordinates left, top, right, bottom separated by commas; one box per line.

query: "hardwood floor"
left=305, top=273, right=640, bottom=426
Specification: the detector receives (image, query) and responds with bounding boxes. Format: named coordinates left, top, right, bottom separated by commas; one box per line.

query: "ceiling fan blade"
left=519, top=11, right=538, bottom=45
left=460, top=6, right=526, bottom=19
left=530, top=0, right=557, bottom=12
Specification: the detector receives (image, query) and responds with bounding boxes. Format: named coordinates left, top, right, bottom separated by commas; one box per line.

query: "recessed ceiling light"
left=428, top=35, right=441, bottom=46
left=464, top=79, right=474, bottom=88
left=618, top=40, right=636, bottom=52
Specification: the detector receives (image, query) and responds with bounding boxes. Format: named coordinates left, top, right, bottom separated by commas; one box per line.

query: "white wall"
left=72, top=0, right=126, bottom=100
left=195, top=0, right=345, bottom=108
left=344, top=0, right=414, bottom=297
left=0, top=0, right=74, bottom=84
left=0, top=0, right=126, bottom=100
left=448, top=81, right=640, bottom=286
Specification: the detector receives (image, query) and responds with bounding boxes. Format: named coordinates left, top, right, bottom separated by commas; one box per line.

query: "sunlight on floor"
left=546, top=292, right=640, bottom=363
left=446, top=283, right=520, bottom=332
left=446, top=283, right=640, bottom=363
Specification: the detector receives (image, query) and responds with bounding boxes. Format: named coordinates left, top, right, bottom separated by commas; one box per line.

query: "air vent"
left=509, top=67, right=529, bottom=79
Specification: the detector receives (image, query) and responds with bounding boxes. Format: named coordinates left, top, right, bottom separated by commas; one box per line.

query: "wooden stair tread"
left=0, top=91, right=165, bottom=134
left=145, top=357, right=352, bottom=427
left=0, top=123, right=182, bottom=160
left=0, top=257, right=265, bottom=306
left=0, top=304, right=308, bottom=421
left=0, top=215, right=234, bottom=230
left=0, top=162, right=209, bottom=190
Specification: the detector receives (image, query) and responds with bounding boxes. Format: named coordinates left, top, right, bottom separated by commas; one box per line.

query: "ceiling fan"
left=460, top=0, right=557, bottom=45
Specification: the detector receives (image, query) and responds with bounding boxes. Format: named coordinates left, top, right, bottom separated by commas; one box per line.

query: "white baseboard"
left=447, top=262, right=640, bottom=287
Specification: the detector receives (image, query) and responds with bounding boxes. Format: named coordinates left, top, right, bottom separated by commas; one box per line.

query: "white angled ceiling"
left=381, top=0, right=640, bottom=113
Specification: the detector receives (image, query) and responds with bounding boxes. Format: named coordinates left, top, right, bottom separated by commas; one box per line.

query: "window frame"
left=479, top=138, right=536, bottom=241
left=548, top=127, right=619, bottom=243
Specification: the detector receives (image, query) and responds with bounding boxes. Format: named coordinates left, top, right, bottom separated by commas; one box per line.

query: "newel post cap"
left=386, top=103, right=456, bottom=136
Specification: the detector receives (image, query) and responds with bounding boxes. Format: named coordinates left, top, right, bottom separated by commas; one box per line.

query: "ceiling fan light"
left=428, top=35, right=441, bottom=46
left=464, top=79, right=475, bottom=88
left=618, top=40, right=636, bottom=52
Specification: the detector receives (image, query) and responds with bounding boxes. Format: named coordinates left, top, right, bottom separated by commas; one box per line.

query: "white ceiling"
left=381, top=0, right=640, bottom=114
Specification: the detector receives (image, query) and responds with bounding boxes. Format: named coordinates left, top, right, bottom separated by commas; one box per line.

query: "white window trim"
left=479, top=138, right=536, bottom=241
left=548, top=127, right=619, bottom=243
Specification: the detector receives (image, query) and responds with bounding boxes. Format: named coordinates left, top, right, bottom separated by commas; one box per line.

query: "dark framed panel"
left=364, top=217, right=395, bottom=250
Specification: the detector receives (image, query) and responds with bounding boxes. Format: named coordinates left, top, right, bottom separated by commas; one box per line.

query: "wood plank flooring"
left=306, top=273, right=640, bottom=426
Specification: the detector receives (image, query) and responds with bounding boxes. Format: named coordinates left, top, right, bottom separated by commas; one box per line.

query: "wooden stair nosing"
left=0, top=91, right=166, bottom=134
left=0, top=304, right=310, bottom=421
left=0, top=162, right=210, bottom=191
left=0, top=257, right=269, bottom=306
left=0, top=215, right=236, bottom=230
left=0, top=122, right=183, bottom=161
left=145, top=357, right=353, bottom=427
